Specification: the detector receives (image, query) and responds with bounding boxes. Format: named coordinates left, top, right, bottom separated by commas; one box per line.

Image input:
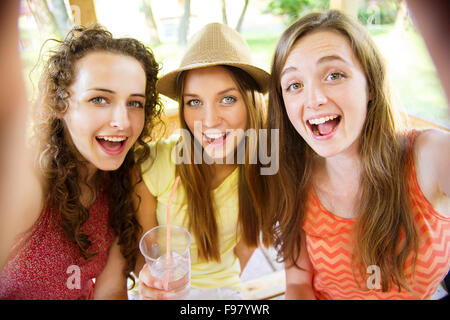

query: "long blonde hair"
left=175, top=66, right=270, bottom=261
left=267, top=10, right=418, bottom=292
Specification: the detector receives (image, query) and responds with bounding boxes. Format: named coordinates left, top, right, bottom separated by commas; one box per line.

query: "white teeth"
left=308, top=115, right=339, bottom=125
left=97, top=136, right=126, bottom=142
left=204, top=133, right=225, bottom=139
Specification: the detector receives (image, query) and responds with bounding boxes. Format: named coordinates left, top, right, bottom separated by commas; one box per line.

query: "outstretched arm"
left=0, top=0, right=43, bottom=270
left=406, top=0, right=450, bottom=104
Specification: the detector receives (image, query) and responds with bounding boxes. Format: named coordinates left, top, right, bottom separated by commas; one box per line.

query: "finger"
left=139, top=281, right=168, bottom=300
left=139, top=264, right=163, bottom=289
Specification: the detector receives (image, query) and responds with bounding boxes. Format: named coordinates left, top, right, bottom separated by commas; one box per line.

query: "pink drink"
left=149, top=252, right=190, bottom=299
left=139, top=225, right=192, bottom=300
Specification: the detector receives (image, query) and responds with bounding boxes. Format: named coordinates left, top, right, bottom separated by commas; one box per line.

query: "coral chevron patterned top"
left=302, top=132, right=450, bottom=299
left=0, top=190, right=115, bottom=300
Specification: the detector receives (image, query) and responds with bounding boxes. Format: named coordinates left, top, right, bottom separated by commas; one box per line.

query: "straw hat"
left=156, top=22, right=270, bottom=101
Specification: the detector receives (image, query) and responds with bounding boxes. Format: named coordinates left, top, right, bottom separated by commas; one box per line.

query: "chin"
left=204, top=145, right=237, bottom=164
left=307, top=143, right=338, bottom=159
left=95, top=158, right=126, bottom=171
left=204, top=151, right=224, bottom=163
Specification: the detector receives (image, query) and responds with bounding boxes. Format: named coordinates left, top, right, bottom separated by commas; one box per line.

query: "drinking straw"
left=164, top=176, right=180, bottom=291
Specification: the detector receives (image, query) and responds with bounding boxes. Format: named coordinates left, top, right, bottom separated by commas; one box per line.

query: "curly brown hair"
left=32, top=25, right=163, bottom=286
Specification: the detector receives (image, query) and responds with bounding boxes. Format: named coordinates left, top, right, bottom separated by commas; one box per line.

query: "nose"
left=304, top=81, right=327, bottom=110
left=203, top=104, right=222, bottom=128
left=110, top=104, right=130, bottom=130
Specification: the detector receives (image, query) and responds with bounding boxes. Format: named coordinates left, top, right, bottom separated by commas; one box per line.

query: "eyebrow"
left=88, top=88, right=115, bottom=93
left=281, top=55, right=349, bottom=78
left=281, top=66, right=297, bottom=78
left=317, top=54, right=349, bottom=65
left=183, top=87, right=238, bottom=97
left=88, top=88, right=145, bottom=97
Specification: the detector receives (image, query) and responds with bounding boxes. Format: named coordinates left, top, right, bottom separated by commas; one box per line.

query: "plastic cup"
left=139, top=225, right=192, bottom=299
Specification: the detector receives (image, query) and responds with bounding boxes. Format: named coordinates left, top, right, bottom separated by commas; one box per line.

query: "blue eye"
left=90, top=97, right=107, bottom=104
left=222, top=96, right=236, bottom=104
left=326, top=72, right=345, bottom=81
left=186, top=99, right=201, bottom=107
left=128, top=100, right=144, bottom=108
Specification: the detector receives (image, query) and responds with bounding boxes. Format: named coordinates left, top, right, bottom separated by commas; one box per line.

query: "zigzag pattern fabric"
left=302, top=133, right=450, bottom=299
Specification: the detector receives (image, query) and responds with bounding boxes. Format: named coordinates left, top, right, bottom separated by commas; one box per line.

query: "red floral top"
left=0, top=190, right=115, bottom=299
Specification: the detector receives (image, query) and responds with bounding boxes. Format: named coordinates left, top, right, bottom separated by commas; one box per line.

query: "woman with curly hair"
left=0, top=24, right=162, bottom=299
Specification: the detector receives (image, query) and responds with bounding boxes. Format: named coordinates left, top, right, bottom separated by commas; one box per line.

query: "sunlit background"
left=18, top=0, right=449, bottom=127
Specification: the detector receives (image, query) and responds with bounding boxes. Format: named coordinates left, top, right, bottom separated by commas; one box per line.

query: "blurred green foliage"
left=358, top=0, right=400, bottom=25
left=266, top=0, right=329, bottom=24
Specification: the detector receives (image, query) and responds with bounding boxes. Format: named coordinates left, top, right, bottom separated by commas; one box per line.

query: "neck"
left=314, top=141, right=362, bottom=190
left=210, top=163, right=237, bottom=189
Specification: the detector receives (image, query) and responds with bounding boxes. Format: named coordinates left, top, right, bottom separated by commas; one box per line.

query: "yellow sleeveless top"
left=141, top=135, right=241, bottom=290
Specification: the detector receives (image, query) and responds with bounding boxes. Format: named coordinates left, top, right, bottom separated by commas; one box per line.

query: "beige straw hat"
left=156, top=22, right=270, bottom=101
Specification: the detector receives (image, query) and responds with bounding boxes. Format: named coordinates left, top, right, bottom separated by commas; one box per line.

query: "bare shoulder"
left=414, top=128, right=450, bottom=149
left=413, top=128, right=450, bottom=217
left=413, top=129, right=450, bottom=173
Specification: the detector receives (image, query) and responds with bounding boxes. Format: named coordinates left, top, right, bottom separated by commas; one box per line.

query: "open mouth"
left=96, top=135, right=128, bottom=155
left=307, top=115, right=341, bottom=138
left=203, top=132, right=230, bottom=146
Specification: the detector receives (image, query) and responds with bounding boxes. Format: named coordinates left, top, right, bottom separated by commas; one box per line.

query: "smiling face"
left=280, top=29, right=370, bottom=158
left=182, top=66, right=248, bottom=162
left=63, top=51, right=146, bottom=172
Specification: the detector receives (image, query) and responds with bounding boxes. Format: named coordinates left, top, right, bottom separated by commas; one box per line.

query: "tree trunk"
left=221, top=0, right=228, bottom=25
left=26, top=0, right=61, bottom=39
left=235, top=0, right=250, bottom=32
left=142, top=0, right=161, bottom=45
left=178, top=0, right=191, bottom=46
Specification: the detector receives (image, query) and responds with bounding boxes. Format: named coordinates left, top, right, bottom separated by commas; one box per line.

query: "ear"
left=54, top=97, right=70, bottom=119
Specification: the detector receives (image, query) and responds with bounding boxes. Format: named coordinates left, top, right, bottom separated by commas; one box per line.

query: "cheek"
left=133, top=111, right=146, bottom=135
left=342, top=90, right=368, bottom=124
left=183, top=109, right=197, bottom=134
left=232, top=105, right=248, bottom=130
left=284, top=99, right=303, bottom=130
left=64, top=110, right=88, bottom=138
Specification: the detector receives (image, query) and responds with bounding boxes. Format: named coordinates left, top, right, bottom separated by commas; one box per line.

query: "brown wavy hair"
left=174, top=66, right=271, bottom=261
left=32, top=25, right=163, bottom=285
left=267, top=10, right=418, bottom=293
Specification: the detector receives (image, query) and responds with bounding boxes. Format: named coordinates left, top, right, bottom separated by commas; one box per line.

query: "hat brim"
left=156, top=62, right=270, bottom=101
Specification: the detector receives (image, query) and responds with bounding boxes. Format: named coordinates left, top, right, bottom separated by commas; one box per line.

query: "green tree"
left=266, top=0, right=329, bottom=25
